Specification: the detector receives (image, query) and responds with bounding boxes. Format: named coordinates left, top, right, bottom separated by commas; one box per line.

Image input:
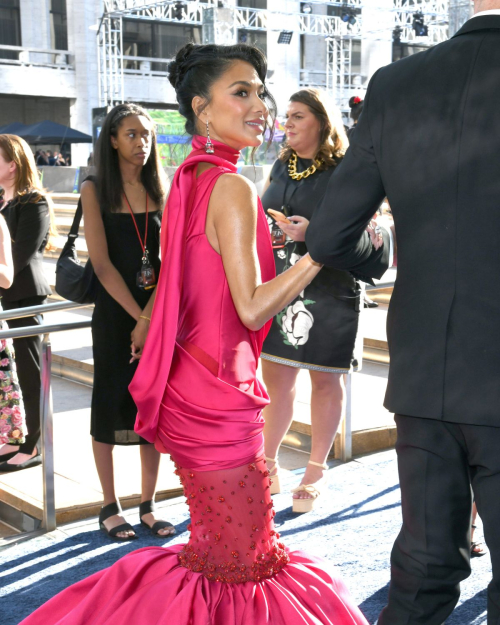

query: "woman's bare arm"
left=81, top=181, right=142, bottom=321
left=130, top=286, right=157, bottom=361
left=208, top=174, right=321, bottom=332
left=0, top=214, right=13, bottom=289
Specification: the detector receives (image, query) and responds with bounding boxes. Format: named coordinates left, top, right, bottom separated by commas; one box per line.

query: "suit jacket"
left=0, top=192, right=52, bottom=303
left=306, top=16, right=500, bottom=427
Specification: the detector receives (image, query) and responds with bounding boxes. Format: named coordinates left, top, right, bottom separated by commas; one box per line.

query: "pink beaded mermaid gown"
left=21, top=138, right=368, bottom=625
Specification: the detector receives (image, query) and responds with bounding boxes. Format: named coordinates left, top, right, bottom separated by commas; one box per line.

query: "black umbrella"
left=0, top=122, right=28, bottom=134
left=17, top=120, right=92, bottom=144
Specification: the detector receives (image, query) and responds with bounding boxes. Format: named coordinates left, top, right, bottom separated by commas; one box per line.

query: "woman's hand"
left=280, top=216, right=309, bottom=242
left=365, top=215, right=383, bottom=250
left=130, top=317, right=150, bottom=362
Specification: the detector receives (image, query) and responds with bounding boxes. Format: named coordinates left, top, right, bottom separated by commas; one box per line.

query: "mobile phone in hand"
left=267, top=209, right=291, bottom=224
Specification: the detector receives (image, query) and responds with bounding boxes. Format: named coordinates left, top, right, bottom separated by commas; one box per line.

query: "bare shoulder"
left=211, top=172, right=257, bottom=214
left=80, top=179, right=98, bottom=198
left=80, top=180, right=105, bottom=226
left=80, top=179, right=100, bottom=210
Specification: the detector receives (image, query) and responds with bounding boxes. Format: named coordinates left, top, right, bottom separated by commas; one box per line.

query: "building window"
left=392, top=43, right=428, bottom=62
left=0, top=0, right=21, bottom=60
left=238, top=29, right=266, bottom=55
left=123, top=20, right=202, bottom=72
left=153, top=22, right=202, bottom=67
left=351, top=40, right=361, bottom=75
left=50, top=0, right=68, bottom=51
left=237, top=0, right=267, bottom=8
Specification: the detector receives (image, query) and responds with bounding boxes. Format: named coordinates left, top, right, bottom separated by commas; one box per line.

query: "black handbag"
left=55, top=180, right=99, bottom=304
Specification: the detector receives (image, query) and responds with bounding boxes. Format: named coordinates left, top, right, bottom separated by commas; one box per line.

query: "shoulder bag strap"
left=69, top=174, right=98, bottom=240
left=68, top=197, right=83, bottom=240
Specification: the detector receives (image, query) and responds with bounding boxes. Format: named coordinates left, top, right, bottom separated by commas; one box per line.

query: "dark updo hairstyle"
left=349, top=96, right=364, bottom=123
left=95, top=102, right=167, bottom=212
left=168, top=42, right=276, bottom=140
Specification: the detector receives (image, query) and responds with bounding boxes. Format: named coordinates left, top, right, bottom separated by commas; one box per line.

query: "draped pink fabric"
left=130, top=136, right=272, bottom=448
left=20, top=137, right=369, bottom=625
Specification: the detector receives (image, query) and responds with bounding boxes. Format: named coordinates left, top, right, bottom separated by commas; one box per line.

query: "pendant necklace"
left=123, top=192, right=157, bottom=290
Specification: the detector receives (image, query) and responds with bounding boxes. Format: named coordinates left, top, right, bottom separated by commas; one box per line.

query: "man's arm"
left=306, top=70, right=389, bottom=279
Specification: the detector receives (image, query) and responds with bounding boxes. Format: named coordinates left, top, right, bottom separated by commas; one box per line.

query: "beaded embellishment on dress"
left=175, top=456, right=290, bottom=583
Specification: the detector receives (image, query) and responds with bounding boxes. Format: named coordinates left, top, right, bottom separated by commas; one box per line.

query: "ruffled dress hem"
left=20, top=545, right=368, bottom=625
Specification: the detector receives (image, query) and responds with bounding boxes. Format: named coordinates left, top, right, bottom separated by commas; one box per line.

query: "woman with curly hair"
left=261, top=88, right=379, bottom=513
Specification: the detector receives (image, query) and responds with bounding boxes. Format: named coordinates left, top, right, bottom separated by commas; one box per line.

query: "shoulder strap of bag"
left=68, top=175, right=98, bottom=240
left=68, top=198, right=83, bottom=240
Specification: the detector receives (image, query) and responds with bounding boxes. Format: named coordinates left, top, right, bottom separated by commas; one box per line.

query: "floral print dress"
left=0, top=318, right=26, bottom=445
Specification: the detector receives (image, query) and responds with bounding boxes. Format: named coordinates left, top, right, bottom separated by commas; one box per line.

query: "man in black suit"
left=306, top=2, right=500, bottom=623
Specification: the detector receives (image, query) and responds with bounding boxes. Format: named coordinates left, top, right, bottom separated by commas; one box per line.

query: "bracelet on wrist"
left=139, top=314, right=151, bottom=322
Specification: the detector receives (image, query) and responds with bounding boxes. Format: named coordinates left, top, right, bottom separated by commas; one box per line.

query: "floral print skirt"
left=0, top=319, right=27, bottom=445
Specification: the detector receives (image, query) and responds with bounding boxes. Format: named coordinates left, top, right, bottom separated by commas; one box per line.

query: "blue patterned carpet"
left=0, top=450, right=490, bottom=624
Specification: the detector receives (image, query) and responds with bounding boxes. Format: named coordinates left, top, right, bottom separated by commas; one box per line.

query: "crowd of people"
left=1, top=1, right=499, bottom=621
left=35, top=149, right=70, bottom=167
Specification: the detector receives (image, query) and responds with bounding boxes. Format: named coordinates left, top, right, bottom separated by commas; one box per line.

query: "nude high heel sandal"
left=291, top=460, right=328, bottom=514
left=266, top=456, right=281, bottom=495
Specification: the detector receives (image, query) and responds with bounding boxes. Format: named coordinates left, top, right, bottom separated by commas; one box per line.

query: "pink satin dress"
left=20, top=160, right=369, bottom=624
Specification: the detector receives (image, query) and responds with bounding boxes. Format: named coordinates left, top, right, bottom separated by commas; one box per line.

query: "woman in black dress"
left=81, top=104, right=174, bottom=540
left=261, top=89, right=378, bottom=513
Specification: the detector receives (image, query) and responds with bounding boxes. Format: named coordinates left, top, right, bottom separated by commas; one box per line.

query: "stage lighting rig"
left=173, top=1, right=183, bottom=20
left=412, top=12, right=429, bottom=37
left=393, top=26, right=403, bottom=43
left=341, top=10, right=357, bottom=27
left=278, top=31, right=294, bottom=45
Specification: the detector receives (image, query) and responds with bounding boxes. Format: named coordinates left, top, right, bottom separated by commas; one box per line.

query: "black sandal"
left=140, top=500, right=175, bottom=537
left=99, top=502, right=137, bottom=541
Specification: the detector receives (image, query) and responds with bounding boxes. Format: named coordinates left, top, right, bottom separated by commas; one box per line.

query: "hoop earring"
left=205, top=120, right=214, bottom=154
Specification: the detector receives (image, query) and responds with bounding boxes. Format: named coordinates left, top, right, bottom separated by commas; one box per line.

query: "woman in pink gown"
left=21, top=43, right=369, bottom=625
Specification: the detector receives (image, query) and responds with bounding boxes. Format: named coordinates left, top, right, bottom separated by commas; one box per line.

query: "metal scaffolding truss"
left=391, top=0, right=449, bottom=44
left=97, top=13, right=124, bottom=110
left=105, top=0, right=214, bottom=24
left=328, top=1, right=450, bottom=112
left=97, top=0, right=452, bottom=107
left=326, top=37, right=353, bottom=108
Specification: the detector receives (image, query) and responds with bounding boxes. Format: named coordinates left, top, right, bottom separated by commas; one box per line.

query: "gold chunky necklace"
left=288, top=151, right=323, bottom=180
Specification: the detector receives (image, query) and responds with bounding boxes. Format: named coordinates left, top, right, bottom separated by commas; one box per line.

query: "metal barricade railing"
left=0, top=298, right=356, bottom=547
left=0, top=301, right=91, bottom=548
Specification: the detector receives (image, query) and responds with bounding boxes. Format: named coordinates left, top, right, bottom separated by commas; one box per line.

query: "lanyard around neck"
left=123, top=192, right=148, bottom=256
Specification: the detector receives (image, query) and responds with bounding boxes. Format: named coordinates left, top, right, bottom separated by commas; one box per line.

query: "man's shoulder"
left=375, top=37, right=458, bottom=84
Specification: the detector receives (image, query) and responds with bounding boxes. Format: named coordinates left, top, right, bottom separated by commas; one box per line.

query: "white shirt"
left=471, top=9, right=500, bottom=18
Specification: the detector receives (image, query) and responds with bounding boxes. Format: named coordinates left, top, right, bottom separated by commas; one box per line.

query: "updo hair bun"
left=349, top=96, right=363, bottom=122
left=349, top=96, right=363, bottom=109
left=167, top=42, right=277, bottom=138
left=167, top=42, right=196, bottom=89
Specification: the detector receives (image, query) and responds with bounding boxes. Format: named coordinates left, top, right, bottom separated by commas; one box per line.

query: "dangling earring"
left=205, top=120, right=214, bottom=154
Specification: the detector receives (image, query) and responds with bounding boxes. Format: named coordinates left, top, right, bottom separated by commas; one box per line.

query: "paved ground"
left=0, top=449, right=490, bottom=625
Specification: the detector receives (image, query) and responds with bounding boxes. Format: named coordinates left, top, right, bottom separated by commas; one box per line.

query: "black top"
left=0, top=192, right=52, bottom=302
left=260, top=158, right=360, bottom=371
left=306, top=15, right=500, bottom=425
left=263, top=157, right=357, bottom=294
